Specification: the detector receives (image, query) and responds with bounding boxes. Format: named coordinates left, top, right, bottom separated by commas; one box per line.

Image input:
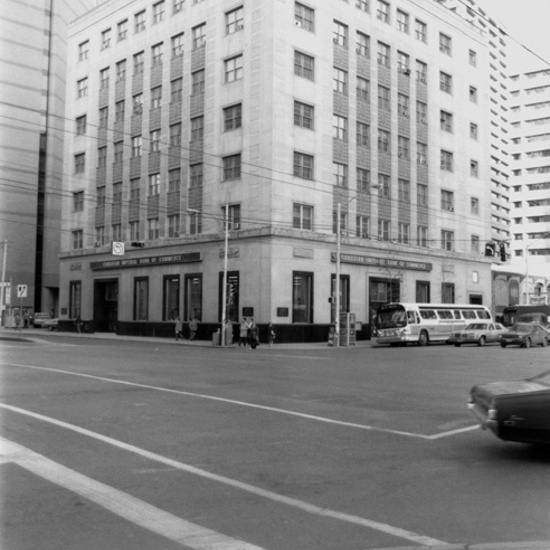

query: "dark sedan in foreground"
left=468, top=370, right=550, bottom=445
left=499, top=323, right=549, bottom=348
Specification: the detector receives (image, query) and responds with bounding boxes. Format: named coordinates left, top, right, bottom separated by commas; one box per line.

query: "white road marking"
left=0, top=403, right=446, bottom=547
left=0, top=436, right=267, bottom=550
left=426, top=425, right=480, bottom=440
left=3, top=363, right=468, bottom=440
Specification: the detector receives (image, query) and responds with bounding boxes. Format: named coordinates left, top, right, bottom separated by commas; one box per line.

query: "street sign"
left=112, top=241, right=125, bottom=256
left=17, top=284, right=27, bottom=298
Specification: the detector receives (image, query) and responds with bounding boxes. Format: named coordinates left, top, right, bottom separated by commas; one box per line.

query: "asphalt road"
left=1, top=333, right=549, bottom=550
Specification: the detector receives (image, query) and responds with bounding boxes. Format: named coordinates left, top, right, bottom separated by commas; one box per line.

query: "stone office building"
left=59, top=0, right=496, bottom=341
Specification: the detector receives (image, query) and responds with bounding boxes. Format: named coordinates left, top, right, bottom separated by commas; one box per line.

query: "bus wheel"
left=418, top=331, right=429, bottom=346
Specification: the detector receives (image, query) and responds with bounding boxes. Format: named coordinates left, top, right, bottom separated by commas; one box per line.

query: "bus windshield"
left=376, top=306, right=407, bottom=329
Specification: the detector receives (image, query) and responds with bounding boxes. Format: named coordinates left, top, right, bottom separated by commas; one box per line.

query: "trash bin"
left=212, top=329, right=220, bottom=346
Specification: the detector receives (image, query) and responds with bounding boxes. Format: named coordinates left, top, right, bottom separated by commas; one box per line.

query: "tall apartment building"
left=0, top=0, right=96, bottom=324
left=59, top=0, right=495, bottom=340
left=509, top=67, right=550, bottom=304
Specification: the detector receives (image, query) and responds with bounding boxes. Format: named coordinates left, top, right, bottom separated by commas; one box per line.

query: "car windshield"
left=376, top=307, right=407, bottom=329
left=465, top=323, right=486, bottom=330
left=511, top=324, right=533, bottom=333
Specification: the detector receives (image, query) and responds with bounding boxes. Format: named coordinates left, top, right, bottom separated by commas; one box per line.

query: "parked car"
left=43, top=318, right=58, bottom=331
left=498, top=323, right=549, bottom=348
left=468, top=370, right=550, bottom=445
left=448, top=322, right=506, bottom=347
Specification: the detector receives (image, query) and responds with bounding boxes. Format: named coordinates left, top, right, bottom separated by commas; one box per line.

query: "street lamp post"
left=335, top=202, right=342, bottom=348
left=220, top=204, right=229, bottom=347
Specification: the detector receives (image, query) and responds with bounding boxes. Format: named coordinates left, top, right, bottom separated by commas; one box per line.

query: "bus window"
left=436, top=310, right=453, bottom=319
left=453, top=310, right=461, bottom=319
left=476, top=309, right=491, bottom=319
left=407, top=311, right=417, bottom=324
left=419, top=309, right=436, bottom=320
left=462, top=310, right=476, bottom=319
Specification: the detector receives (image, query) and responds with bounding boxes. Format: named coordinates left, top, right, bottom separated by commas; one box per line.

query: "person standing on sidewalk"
left=267, top=322, right=276, bottom=347
left=174, top=317, right=183, bottom=341
left=188, top=317, right=198, bottom=341
left=239, top=318, right=248, bottom=347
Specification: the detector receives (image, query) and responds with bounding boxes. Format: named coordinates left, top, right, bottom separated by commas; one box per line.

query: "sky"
left=473, top=0, right=550, bottom=71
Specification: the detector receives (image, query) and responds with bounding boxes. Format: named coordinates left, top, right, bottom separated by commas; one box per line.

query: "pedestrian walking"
left=174, top=316, right=183, bottom=341
left=188, top=317, right=198, bottom=341
left=248, top=318, right=259, bottom=349
left=267, top=322, right=276, bottom=347
left=75, top=315, right=83, bottom=334
left=239, top=318, right=249, bottom=347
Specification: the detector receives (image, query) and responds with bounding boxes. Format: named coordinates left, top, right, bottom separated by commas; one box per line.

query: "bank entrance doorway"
left=94, top=279, right=118, bottom=332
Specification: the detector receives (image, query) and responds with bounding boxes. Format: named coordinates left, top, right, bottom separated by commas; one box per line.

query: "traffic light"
left=499, top=243, right=507, bottom=262
left=131, top=241, right=145, bottom=248
left=484, top=243, right=496, bottom=257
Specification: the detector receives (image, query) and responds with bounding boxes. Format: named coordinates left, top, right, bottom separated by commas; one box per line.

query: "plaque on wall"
left=242, top=307, right=254, bottom=317
left=276, top=308, right=289, bottom=317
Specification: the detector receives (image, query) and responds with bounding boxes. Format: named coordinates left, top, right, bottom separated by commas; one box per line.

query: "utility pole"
left=1, top=240, right=7, bottom=325
left=221, top=205, right=229, bottom=346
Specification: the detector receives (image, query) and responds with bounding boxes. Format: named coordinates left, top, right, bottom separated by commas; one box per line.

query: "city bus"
left=501, top=305, right=550, bottom=327
left=375, top=302, right=493, bottom=346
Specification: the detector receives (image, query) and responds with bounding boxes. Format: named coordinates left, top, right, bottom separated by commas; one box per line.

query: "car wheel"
left=500, top=342, right=507, bottom=348
left=454, top=343, right=461, bottom=347
left=541, top=338, right=548, bottom=347
left=478, top=336, right=486, bottom=347
left=524, top=338, right=531, bottom=348
left=418, top=331, right=429, bottom=346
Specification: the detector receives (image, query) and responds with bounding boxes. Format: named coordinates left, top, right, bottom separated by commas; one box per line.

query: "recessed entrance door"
left=93, top=279, right=118, bottom=332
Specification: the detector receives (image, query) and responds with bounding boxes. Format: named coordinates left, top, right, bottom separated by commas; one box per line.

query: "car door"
left=499, top=392, right=550, bottom=444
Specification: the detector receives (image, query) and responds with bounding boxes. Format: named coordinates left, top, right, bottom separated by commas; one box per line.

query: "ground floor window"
left=134, top=277, right=149, bottom=320
left=442, top=282, right=455, bottom=303
left=185, top=274, right=202, bottom=320
left=330, top=274, right=350, bottom=323
left=219, top=271, right=239, bottom=323
left=293, top=271, right=313, bottom=323
left=69, top=281, right=81, bottom=318
left=416, top=280, right=430, bottom=303
left=163, top=275, right=180, bottom=320
left=369, top=277, right=400, bottom=325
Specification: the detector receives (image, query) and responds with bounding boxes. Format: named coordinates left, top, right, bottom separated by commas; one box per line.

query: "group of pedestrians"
left=174, top=316, right=198, bottom=341
left=239, top=318, right=276, bottom=349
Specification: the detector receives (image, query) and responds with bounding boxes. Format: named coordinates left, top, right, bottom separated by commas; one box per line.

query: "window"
left=192, top=24, right=206, bottom=49
left=169, top=123, right=182, bottom=147
left=129, top=220, right=141, bottom=241
left=356, top=32, right=369, bottom=57
left=78, top=41, right=89, bottom=61
left=168, top=215, right=180, bottom=238
left=134, top=278, right=149, bottom=320
left=295, top=2, right=314, bottom=32
left=99, top=107, right=108, bottom=128
left=69, top=281, right=82, bottom=319
left=131, top=136, right=142, bottom=157
left=149, top=174, right=160, bottom=196
left=357, top=168, right=370, bottom=192
left=153, top=1, right=165, bottom=24
left=225, top=204, right=241, bottom=230
left=113, top=183, right=122, bottom=205
left=397, top=51, right=410, bottom=74
left=441, top=190, right=454, bottom=212
left=439, top=33, right=452, bottom=55
left=134, top=51, right=144, bottom=73
left=417, top=225, right=428, bottom=247
left=378, top=219, right=390, bottom=241
left=226, top=6, right=244, bottom=34
left=114, top=141, right=123, bottom=163
left=471, top=197, right=479, bottom=215
left=76, top=115, right=87, bottom=135
left=96, top=226, right=105, bottom=246
left=294, top=51, right=314, bottom=80
left=416, top=101, right=427, bottom=124
left=133, top=93, right=143, bottom=115
left=96, top=186, right=106, bottom=206
left=151, top=86, right=162, bottom=109
left=333, top=162, right=348, bottom=187
left=398, top=136, right=409, bottom=159
left=378, top=130, right=390, bottom=154
left=470, top=122, right=478, bottom=140
left=72, top=230, right=83, bottom=250
left=148, top=218, right=159, bottom=240
left=152, top=43, right=163, bottom=66
left=471, top=235, right=480, bottom=254
left=116, top=60, right=126, bottom=82
left=356, top=0, right=369, bottom=12
left=185, top=274, right=202, bottom=319
left=333, top=115, right=347, bottom=141
left=416, top=60, right=427, bottom=83
left=357, top=77, right=370, bottom=101
left=416, top=280, right=430, bottom=302
left=441, top=230, right=454, bottom=251
left=332, top=210, right=347, bottom=235
left=398, top=93, right=409, bottom=117
left=398, top=179, right=410, bottom=202
left=469, top=49, right=477, bottom=66
left=117, top=19, right=128, bottom=41
left=294, top=101, right=313, bottom=129
left=225, top=55, right=243, bottom=82
left=415, top=19, right=427, bottom=42
left=378, top=173, right=390, bottom=197
left=100, top=68, right=110, bottom=89
left=73, top=192, right=84, bottom=212
left=150, top=129, right=161, bottom=152
left=75, top=153, right=85, bottom=173
left=398, top=223, right=410, bottom=244
left=190, top=164, right=203, bottom=187
left=77, top=78, right=88, bottom=98
left=441, top=150, right=453, bottom=172
left=377, top=42, right=390, bottom=67
left=442, top=283, right=455, bottom=304
left=378, top=85, right=390, bottom=110
left=171, top=78, right=183, bottom=102
left=417, top=142, right=427, bottom=165
left=294, top=151, right=314, bottom=180
left=223, top=154, right=241, bottom=181
left=440, top=110, right=453, bottom=132
left=135, top=11, right=146, bottom=33
left=293, top=272, right=313, bottom=323
left=168, top=168, right=181, bottom=192
left=174, top=0, right=185, bottom=13
left=333, top=20, right=348, bottom=48
left=293, top=203, right=313, bottom=230
left=191, top=69, right=205, bottom=95
left=224, top=104, right=242, bottom=131
left=440, top=71, right=452, bottom=93
left=377, top=0, right=389, bottom=23
left=356, top=215, right=370, bottom=238
left=172, top=33, right=184, bottom=57
left=101, top=28, right=111, bottom=50
left=417, top=183, right=428, bottom=206
left=470, top=160, right=479, bottom=177
left=397, top=10, right=409, bottom=33
left=356, top=122, right=369, bottom=147
left=190, top=116, right=204, bottom=140
left=469, top=86, right=478, bottom=103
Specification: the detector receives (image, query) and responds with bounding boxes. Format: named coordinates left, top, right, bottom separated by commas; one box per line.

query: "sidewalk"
left=0, top=327, right=375, bottom=350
